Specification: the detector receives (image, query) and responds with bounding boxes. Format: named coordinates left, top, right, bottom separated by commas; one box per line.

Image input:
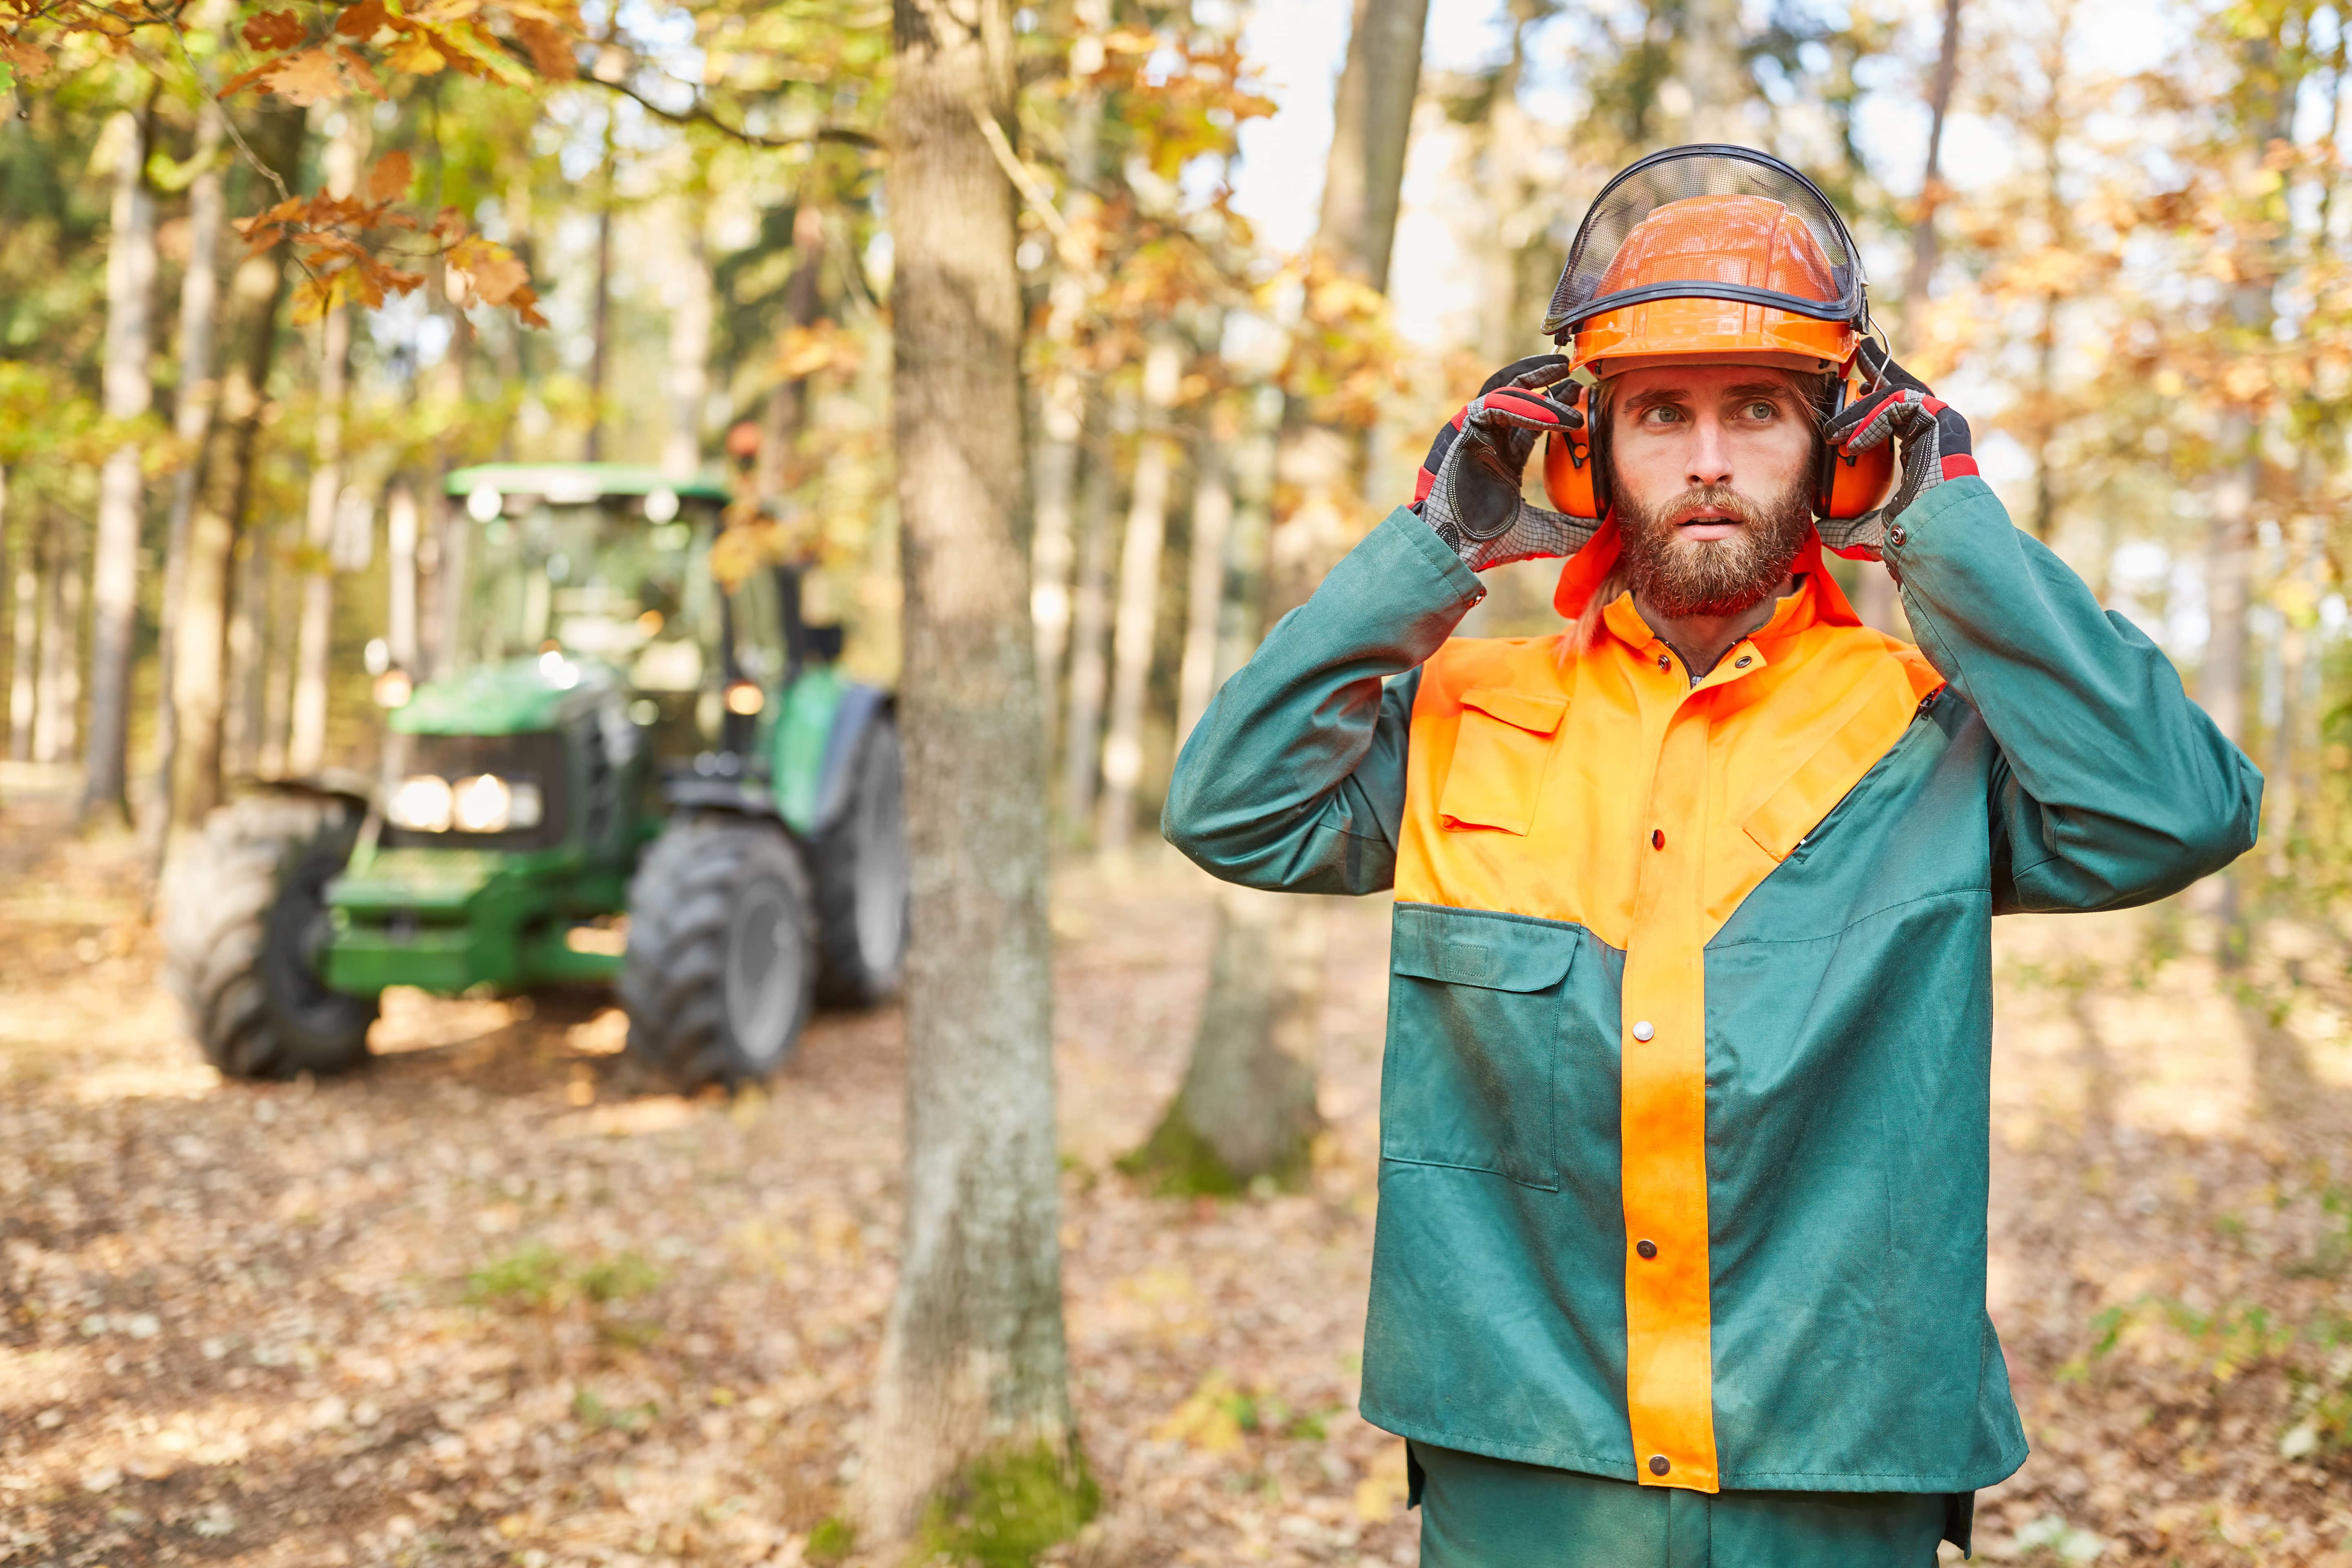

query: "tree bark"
left=1058, top=393, right=1118, bottom=829
left=1029, top=65, right=1104, bottom=726
left=82, top=103, right=160, bottom=826
left=1175, top=411, right=1235, bottom=747
left=661, top=204, right=713, bottom=482
left=1096, top=332, right=1185, bottom=854
left=754, top=204, right=826, bottom=506
left=287, top=305, right=350, bottom=779
left=1315, top=0, right=1430, bottom=291
left=34, top=514, right=85, bottom=766
left=1679, top=0, right=1746, bottom=142
left=183, top=106, right=302, bottom=817
left=586, top=118, right=616, bottom=463
left=287, top=114, right=366, bottom=780
left=145, top=100, right=228, bottom=874
left=860, top=0, right=1076, bottom=1546
left=1904, top=0, right=1965, bottom=317
left=386, top=483, right=420, bottom=671
left=1, top=467, right=24, bottom=763
left=1138, top=0, right=1426, bottom=1192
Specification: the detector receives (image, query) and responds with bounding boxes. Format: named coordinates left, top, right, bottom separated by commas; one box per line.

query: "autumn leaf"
left=241, top=9, right=306, bottom=50
left=511, top=17, right=576, bottom=80
left=0, top=35, right=54, bottom=81
left=263, top=47, right=353, bottom=105
left=336, top=45, right=385, bottom=98
left=383, top=25, right=448, bottom=74
left=365, top=150, right=414, bottom=205
left=334, top=0, right=389, bottom=38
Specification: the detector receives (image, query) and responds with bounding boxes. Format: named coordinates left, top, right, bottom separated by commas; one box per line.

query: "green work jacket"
left=1163, top=477, right=2260, bottom=1499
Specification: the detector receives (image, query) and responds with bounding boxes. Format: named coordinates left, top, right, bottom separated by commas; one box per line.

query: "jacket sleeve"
left=1161, top=507, right=1485, bottom=895
left=1884, top=476, right=2263, bottom=913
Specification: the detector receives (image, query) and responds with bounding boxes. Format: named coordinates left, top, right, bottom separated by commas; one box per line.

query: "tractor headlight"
left=387, top=774, right=454, bottom=833
left=450, top=773, right=544, bottom=834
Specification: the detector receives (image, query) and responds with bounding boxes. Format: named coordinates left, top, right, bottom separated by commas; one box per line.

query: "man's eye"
left=1642, top=406, right=1683, bottom=425
left=1743, top=401, right=1778, bottom=421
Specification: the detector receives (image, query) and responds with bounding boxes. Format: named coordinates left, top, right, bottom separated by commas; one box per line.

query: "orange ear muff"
left=1815, top=369, right=1896, bottom=520
left=1541, top=384, right=1608, bottom=520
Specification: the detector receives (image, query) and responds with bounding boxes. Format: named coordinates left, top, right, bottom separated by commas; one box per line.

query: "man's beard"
left=1615, top=473, right=1816, bottom=619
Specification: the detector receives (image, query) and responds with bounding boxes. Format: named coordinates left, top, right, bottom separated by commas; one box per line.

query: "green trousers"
left=1410, top=1443, right=1969, bottom=1567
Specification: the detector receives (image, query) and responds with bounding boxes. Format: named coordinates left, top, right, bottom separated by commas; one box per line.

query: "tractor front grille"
left=383, top=730, right=570, bottom=853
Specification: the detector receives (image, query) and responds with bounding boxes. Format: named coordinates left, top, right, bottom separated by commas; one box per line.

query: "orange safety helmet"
left=1534, top=145, right=1893, bottom=525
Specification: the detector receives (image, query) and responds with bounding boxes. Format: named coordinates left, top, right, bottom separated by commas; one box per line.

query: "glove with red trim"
left=1817, top=341, right=1979, bottom=560
left=1414, top=354, right=1599, bottom=571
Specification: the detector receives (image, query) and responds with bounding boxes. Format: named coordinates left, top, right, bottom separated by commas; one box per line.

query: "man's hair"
left=1561, top=366, right=1831, bottom=658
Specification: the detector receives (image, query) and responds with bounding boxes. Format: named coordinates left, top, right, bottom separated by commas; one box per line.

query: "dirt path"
left=2, top=772, right=2348, bottom=1567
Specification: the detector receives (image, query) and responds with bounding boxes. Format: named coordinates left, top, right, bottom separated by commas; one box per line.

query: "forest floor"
left=3, top=761, right=2352, bottom=1568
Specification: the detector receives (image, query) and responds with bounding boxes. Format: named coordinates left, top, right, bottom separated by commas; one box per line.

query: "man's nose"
left=1686, top=415, right=1734, bottom=489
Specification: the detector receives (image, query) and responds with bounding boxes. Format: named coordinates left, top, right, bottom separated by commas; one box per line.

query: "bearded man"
left=1163, top=148, right=2260, bottom=1566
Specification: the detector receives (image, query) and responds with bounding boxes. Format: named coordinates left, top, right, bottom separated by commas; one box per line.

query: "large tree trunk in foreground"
left=860, top=0, right=1078, bottom=1548
left=1134, top=0, right=1425, bottom=1194
left=82, top=104, right=160, bottom=826
left=145, top=101, right=228, bottom=875
left=176, top=106, right=303, bottom=823
left=1096, top=332, right=1184, bottom=854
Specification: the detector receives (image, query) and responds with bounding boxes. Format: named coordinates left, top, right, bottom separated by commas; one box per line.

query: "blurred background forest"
left=6, top=0, right=2352, bottom=1564
left=3, top=0, right=2349, bottom=895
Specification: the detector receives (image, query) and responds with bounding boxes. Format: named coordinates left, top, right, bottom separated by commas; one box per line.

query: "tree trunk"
left=178, top=104, right=303, bottom=819
left=1029, top=69, right=1104, bottom=729
left=1096, top=332, right=1185, bottom=854
left=287, top=115, right=366, bottom=780
left=754, top=205, right=826, bottom=506
left=34, top=515, right=85, bottom=766
left=1904, top=0, right=1965, bottom=317
left=1175, top=413, right=1235, bottom=747
left=2, top=467, right=25, bottom=763
left=145, top=100, right=228, bottom=875
left=1679, top=0, right=1746, bottom=142
left=586, top=122, right=616, bottom=463
left=1315, top=0, right=1430, bottom=292
left=82, top=103, right=160, bottom=826
left=1058, top=393, right=1118, bottom=829
left=387, top=483, right=420, bottom=671
left=258, top=528, right=295, bottom=777
left=1136, top=0, right=1425, bottom=1193
left=860, top=0, right=1077, bottom=1548
left=661, top=205, right=713, bottom=481
left=287, top=305, right=350, bottom=779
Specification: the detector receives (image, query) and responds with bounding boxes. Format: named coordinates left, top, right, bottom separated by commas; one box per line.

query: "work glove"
left=1413, top=354, right=1600, bottom=571
left=1817, top=341, right=1979, bottom=560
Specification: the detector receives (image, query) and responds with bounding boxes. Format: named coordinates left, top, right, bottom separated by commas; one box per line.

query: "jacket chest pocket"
left=1381, top=904, right=1576, bottom=1190
left=1438, top=688, right=1567, bottom=835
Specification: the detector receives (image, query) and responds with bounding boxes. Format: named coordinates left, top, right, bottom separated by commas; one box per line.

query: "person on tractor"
left=1164, top=146, right=2261, bottom=1564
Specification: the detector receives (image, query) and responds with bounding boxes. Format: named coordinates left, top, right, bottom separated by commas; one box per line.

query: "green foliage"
left=804, top=1515, right=854, bottom=1563
left=911, top=1442, right=1099, bottom=1568
left=572, top=1388, right=659, bottom=1433
left=464, top=1242, right=661, bottom=1313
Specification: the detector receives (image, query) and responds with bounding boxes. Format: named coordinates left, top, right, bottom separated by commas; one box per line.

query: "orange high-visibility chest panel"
left=1394, top=571, right=1943, bottom=1493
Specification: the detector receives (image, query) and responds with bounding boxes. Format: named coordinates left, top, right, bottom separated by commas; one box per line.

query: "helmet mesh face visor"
left=1543, top=146, right=1863, bottom=339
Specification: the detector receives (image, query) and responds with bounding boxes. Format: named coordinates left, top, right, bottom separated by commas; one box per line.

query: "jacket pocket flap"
left=1390, top=904, right=1574, bottom=991
left=1459, top=687, right=1568, bottom=735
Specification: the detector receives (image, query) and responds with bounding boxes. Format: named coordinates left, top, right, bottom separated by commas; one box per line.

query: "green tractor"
left=162, top=463, right=909, bottom=1089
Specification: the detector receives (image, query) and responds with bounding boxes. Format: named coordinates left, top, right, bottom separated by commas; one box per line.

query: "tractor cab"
left=162, top=461, right=908, bottom=1089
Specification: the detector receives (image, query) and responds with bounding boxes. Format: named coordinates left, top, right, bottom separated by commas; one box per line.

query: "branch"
left=967, top=97, right=1067, bottom=239
left=601, top=73, right=879, bottom=151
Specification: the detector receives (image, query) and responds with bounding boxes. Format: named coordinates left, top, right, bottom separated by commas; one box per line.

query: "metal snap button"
left=1636, top=1239, right=1657, bottom=1260
left=1649, top=1455, right=1671, bottom=1476
left=1650, top=829, right=1664, bottom=850
left=1735, top=654, right=1752, bottom=668
left=1631, top=1021, right=1654, bottom=1042
left=1888, top=523, right=1908, bottom=548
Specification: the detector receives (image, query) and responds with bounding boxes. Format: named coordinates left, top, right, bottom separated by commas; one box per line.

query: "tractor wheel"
left=618, top=815, right=817, bottom=1088
left=810, top=715, right=909, bottom=1007
left=161, top=793, right=378, bottom=1080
